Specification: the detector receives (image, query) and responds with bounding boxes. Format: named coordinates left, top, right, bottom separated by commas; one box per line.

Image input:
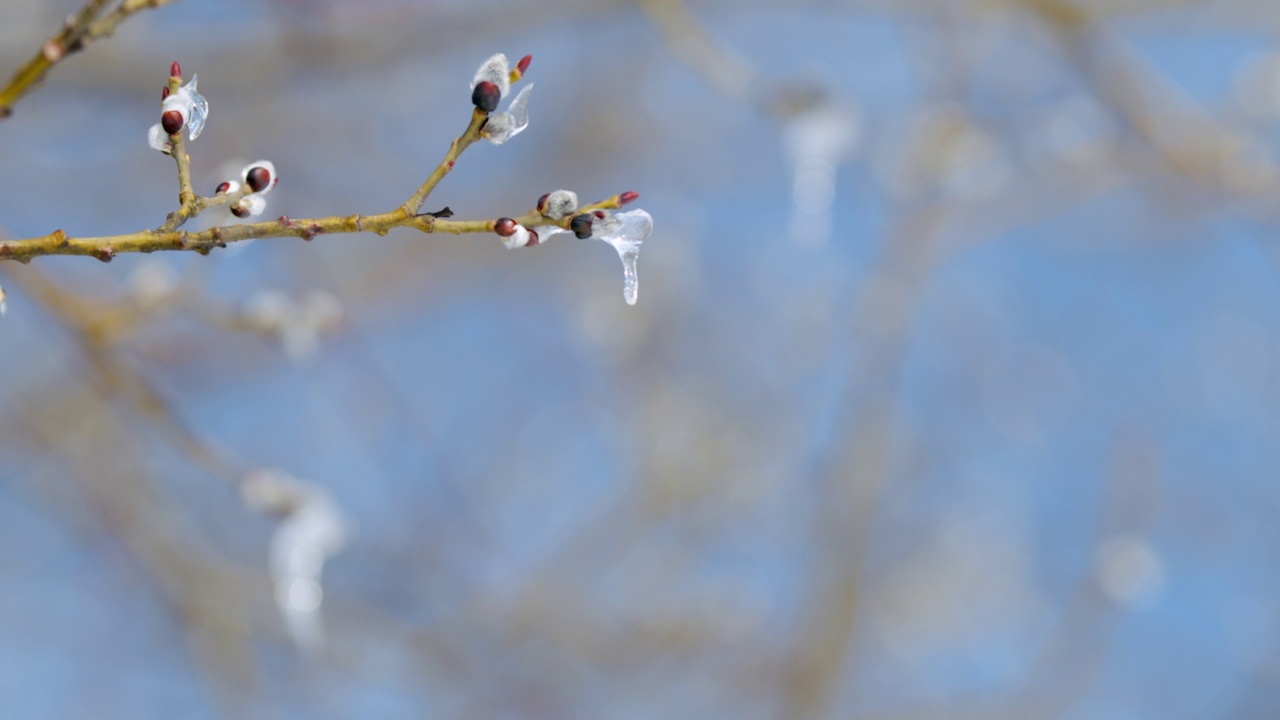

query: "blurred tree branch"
left=0, top=0, right=179, bottom=118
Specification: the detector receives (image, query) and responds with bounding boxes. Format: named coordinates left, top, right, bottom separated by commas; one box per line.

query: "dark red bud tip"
left=619, top=191, right=640, bottom=206
left=536, top=193, right=551, bottom=214
left=230, top=205, right=250, bottom=219
left=516, top=55, right=532, bottom=75
left=494, top=217, right=518, bottom=237
left=570, top=213, right=594, bottom=239
left=245, top=166, right=272, bottom=193
left=161, top=86, right=170, bottom=100
left=471, top=81, right=501, bottom=113
left=594, top=210, right=607, bottom=219
left=527, top=229, right=540, bottom=247
left=215, top=181, right=232, bottom=194
left=161, top=109, right=183, bottom=135
left=170, top=61, right=181, bottom=78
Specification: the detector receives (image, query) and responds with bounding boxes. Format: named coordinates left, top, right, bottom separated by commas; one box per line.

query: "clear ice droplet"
left=484, top=83, right=533, bottom=145
left=595, top=209, right=652, bottom=305
left=185, top=75, right=209, bottom=140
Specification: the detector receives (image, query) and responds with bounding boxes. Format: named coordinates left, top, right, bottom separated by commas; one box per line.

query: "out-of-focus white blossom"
left=241, top=469, right=348, bottom=652
left=782, top=98, right=860, bottom=245
left=127, top=259, right=178, bottom=307
left=244, top=289, right=342, bottom=361
left=147, top=76, right=208, bottom=152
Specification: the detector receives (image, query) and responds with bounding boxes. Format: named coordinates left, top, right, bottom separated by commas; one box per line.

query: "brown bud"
left=536, top=193, right=551, bottom=214
left=170, top=61, right=181, bottom=78
left=570, top=213, right=594, bottom=239
left=471, top=81, right=501, bottom=113
left=215, top=181, right=232, bottom=194
left=161, top=109, right=184, bottom=135
left=516, top=55, right=533, bottom=75
left=618, top=191, right=640, bottom=206
left=230, top=204, right=250, bottom=219
left=245, top=166, right=272, bottom=193
left=494, top=217, right=518, bottom=237
left=526, top=229, right=540, bottom=247
left=161, top=86, right=170, bottom=100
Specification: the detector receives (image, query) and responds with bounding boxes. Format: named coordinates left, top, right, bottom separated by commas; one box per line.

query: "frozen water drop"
left=595, top=209, right=652, bottom=305
left=185, top=75, right=209, bottom=140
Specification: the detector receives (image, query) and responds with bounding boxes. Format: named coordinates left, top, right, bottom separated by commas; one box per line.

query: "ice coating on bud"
left=594, top=209, right=652, bottom=305
left=184, top=76, right=209, bottom=139
left=532, top=225, right=570, bottom=243
left=543, top=189, right=579, bottom=220
left=483, top=84, right=533, bottom=145
left=470, top=53, right=511, bottom=100
left=152, top=75, right=208, bottom=146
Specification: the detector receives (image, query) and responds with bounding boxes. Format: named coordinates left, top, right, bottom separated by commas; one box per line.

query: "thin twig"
left=400, top=110, right=489, bottom=218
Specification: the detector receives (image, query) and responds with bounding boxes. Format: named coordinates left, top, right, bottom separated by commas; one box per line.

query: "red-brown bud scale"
left=570, top=214, right=594, bottom=239
left=161, top=109, right=184, bottom=135
left=494, top=218, right=518, bottom=237
left=471, top=81, right=501, bottom=113
left=246, top=166, right=272, bottom=193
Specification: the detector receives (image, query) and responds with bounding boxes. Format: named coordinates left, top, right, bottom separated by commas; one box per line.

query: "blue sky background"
left=2, top=1, right=1280, bottom=718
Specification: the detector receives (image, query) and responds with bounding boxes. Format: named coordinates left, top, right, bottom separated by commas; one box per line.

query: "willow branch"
left=0, top=198, right=645, bottom=263
left=0, top=0, right=180, bottom=119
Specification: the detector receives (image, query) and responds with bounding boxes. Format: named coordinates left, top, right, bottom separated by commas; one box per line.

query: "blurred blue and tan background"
left=2, top=0, right=1280, bottom=717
